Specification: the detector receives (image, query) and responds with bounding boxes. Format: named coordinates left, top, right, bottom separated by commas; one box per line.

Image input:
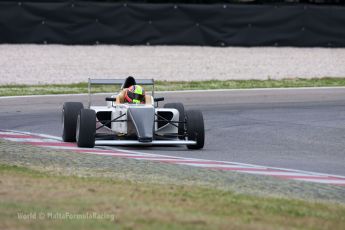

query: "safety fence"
left=0, top=1, right=344, bottom=47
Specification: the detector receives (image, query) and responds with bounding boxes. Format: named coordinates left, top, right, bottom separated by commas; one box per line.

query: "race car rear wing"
left=88, top=78, right=154, bottom=86
left=88, top=78, right=155, bottom=107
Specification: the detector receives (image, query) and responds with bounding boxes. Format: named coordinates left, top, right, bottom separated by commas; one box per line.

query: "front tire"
left=186, top=110, right=205, bottom=149
left=76, top=109, right=96, bottom=148
left=164, top=103, right=185, bottom=139
left=62, top=102, right=84, bottom=142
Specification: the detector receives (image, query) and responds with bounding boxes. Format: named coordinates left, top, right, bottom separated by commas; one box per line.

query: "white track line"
left=4, top=138, right=60, bottom=143
left=294, top=178, right=345, bottom=184
left=243, top=171, right=320, bottom=176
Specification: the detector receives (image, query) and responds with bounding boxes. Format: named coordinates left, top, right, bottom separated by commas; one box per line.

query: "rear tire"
left=186, top=110, right=205, bottom=149
left=164, top=103, right=185, bottom=139
left=76, top=109, right=96, bottom=148
left=62, top=102, right=84, bottom=142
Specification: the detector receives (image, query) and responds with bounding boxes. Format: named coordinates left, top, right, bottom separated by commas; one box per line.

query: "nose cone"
left=127, top=106, right=154, bottom=142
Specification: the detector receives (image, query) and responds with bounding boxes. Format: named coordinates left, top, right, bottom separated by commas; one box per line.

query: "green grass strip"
left=1, top=78, right=345, bottom=96
left=1, top=164, right=345, bottom=230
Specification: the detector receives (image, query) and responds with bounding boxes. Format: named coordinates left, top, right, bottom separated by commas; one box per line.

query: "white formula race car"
left=62, top=77, right=204, bottom=149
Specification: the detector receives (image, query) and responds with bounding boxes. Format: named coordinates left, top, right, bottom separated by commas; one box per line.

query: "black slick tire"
left=62, top=102, right=84, bottom=142
left=76, top=109, right=96, bottom=148
left=186, top=110, right=205, bottom=150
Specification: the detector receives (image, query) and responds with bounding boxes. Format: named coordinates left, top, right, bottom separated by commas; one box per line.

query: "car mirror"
left=105, top=97, right=116, bottom=102
left=154, top=97, right=164, bottom=102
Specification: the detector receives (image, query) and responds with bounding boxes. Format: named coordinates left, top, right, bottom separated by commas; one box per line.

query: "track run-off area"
left=1, top=87, right=345, bottom=185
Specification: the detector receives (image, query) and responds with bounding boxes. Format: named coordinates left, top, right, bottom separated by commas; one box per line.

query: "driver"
left=117, top=85, right=146, bottom=104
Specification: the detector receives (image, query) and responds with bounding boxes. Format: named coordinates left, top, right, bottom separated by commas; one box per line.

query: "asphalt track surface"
left=1, top=88, right=345, bottom=176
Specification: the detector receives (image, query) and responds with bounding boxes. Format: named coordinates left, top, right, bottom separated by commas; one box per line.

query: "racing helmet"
left=124, top=85, right=145, bottom=104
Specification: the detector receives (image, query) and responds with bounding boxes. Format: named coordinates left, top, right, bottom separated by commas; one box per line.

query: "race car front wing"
left=95, top=140, right=196, bottom=146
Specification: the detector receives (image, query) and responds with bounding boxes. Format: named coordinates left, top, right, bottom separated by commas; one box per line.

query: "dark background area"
left=1, top=0, right=344, bottom=3
left=0, top=1, right=344, bottom=46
